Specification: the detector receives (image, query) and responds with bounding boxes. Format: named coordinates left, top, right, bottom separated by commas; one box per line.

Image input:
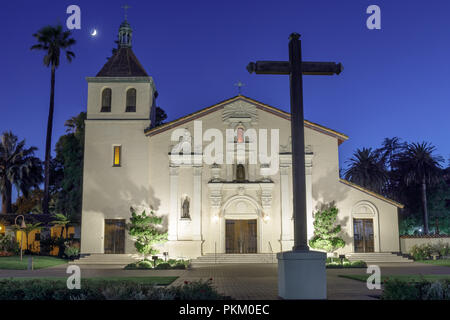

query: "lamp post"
left=15, top=215, right=26, bottom=261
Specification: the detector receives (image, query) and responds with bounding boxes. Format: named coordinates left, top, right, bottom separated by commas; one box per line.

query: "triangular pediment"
left=145, top=95, right=348, bottom=144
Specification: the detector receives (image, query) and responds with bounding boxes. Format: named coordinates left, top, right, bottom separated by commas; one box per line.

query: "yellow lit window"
left=113, top=146, right=121, bottom=166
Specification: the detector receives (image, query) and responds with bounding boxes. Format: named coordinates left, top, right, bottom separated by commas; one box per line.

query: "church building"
left=80, top=20, right=404, bottom=260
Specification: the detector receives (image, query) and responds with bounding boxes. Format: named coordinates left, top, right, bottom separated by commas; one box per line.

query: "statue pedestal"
left=277, top=250, right=327, bottom=299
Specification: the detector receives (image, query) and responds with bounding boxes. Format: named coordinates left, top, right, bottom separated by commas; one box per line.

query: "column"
left=305, top=152, right=314, bottom=241
left=280, top=165, right=293, bottom=248
left=192, top=166, right=202, bottom=240
left=168, top=166, right=179, bottom=241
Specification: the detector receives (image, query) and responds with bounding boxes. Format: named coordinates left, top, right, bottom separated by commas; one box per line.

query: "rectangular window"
left=113, top=146, right=121, bottom=167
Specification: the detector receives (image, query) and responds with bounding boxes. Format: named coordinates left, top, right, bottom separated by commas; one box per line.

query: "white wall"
left=400, top=237, right=450, bottom=254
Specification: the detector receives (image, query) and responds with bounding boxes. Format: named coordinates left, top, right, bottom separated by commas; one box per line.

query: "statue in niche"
left=236, top=164, right=246, bottom=182
left=181, top=197, right=190, bottom=219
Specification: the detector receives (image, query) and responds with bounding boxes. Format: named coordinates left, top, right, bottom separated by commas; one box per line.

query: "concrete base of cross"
left=277, top=250, right=327, bottom=299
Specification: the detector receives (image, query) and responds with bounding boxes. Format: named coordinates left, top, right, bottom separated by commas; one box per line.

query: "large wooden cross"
left=247, top=33, right=342, bottom=252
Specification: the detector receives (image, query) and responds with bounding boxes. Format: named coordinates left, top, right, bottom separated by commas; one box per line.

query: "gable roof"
left=96, top=47, right=149, bottom=77
left=339, top=179, right=404, bottom=208
left=145, top=95, right=349, bottom=144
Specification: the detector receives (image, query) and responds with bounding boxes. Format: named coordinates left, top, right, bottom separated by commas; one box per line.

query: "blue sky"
left=0, top=0, right=449, bottom=183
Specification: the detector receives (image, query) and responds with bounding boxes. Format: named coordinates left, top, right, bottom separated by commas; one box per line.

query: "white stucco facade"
left=80, top=78, right=403, bottom=257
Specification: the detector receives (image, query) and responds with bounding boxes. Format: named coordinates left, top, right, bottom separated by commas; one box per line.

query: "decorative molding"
left=210, top=164, right=222, bottom=182
left=222, top=100, right=258, bottom=125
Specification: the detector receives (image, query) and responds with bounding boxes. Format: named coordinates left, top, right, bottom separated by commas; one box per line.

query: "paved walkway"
left=0, top=262, right=448, bottom=300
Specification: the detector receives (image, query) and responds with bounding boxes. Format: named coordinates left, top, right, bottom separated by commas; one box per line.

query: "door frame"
left=350, top=201, right=380, bottom=253
left=225, top=219, right=257, bottom=254
left=353, top=218, right=375, bottom=253
left=104, top=219, right=126, bottom=254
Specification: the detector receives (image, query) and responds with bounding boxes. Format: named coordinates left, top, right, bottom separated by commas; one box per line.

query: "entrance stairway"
left=346, top=252, right=413, bottom=263
left=191, top=253, right=277, bottom=265
left=69, top=253, right=141, bottom=265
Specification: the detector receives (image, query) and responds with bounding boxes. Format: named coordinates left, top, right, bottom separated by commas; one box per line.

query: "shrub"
left=382, top=279, right=450, bottom=300
left=309, top=203, right=345, bottom=253
left=410, top=244, right=433, bottom=260
left=409, top=242, right=450, bottom=260
left=0, top=279, right=228, bottom=300
left=170, top=280, right=229, bottom=300
left=127, top=207, right=168, bottom=259
left=325, top=257, right=366, bottom=268
left=0, top=234, right=19, bottom=254
left=155, top=263, right=171, bottom=270
left=326, top=257, right=349, bottom=264
left=382, top=279, right=421, bottom=300
left=64, top=246, right=79, bottom=259
left=350, top=260, right=367, bottom=268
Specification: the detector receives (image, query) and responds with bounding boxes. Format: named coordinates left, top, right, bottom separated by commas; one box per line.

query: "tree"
left=13, top=189, right=44, bottom=214
left=50, top=213, right=72, bottom=257
left=154, top=107, right=168, bottom=127
left=375, top=137, right=406, bottom=198
left=0, top=132, right=43, bottom=213
left=309, top=203, right=345, bottom=253
left=128, top=207, right=168, bottom=259
left=343, top=148, right=387, bottom=193
left=396, top=142, right=444, bottom=234
left=31, top=24, right=76, bottom=214
left=53, top=112, right=86, bottom=221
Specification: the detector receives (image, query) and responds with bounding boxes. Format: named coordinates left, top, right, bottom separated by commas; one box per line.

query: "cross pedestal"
left=277, top=251, right=326, bottom=299
left=247, top=33, right=342, bottom=299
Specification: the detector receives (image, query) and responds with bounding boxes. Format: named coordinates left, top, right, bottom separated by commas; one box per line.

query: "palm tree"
left=51, top=213, right=72, bottom=257
left=0, top=132, right=43, bottom=213
left=31, top=25, right=76, bottom=214
left=344, top=148, right=387, bottom=193
left=397, top=142, right=444, bottom=234
left=376, top=137, right=406, bottom=170
left=375, top=137, right=407, bottom=199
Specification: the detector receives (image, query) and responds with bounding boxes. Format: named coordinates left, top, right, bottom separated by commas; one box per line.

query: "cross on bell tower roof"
left=95, top=6, right=149, bottom=77
left=118, top=5, right=132, bottom=48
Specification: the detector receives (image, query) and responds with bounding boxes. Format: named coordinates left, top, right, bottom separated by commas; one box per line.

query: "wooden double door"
left=353, top=219, right=374, bottom=253
left=226, top=219, right=257, bottom=254
left=104, top=219, right=125, bottom=254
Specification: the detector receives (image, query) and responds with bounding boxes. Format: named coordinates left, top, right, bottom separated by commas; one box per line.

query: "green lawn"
left=417, top=259, right=450, bottom=267
left=1, top=276, right=178, bottom=286
left=339, top=274, right=450, bottom=283
left=0, top=256, right=67, bottom=270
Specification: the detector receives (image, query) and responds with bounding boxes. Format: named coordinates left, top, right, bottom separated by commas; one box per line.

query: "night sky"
left=1, top=0, right=449, bottom=183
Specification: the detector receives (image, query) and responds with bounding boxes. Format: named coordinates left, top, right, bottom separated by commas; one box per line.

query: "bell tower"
left=81, top=17, right=156, bottom=254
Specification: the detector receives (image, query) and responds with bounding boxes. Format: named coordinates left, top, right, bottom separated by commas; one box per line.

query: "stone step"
left=191, top=253, right=277, bottom=264
left=70, top=254, right=141, bottom=265
left=346, top=252, right=413, bottom=263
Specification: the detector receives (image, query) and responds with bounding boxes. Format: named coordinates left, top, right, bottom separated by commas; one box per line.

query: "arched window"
left=101, top=88, right=112, bottom=112
left=237, top=127, right=244, bottom=143
left=126, top=88, right=136, bottom=112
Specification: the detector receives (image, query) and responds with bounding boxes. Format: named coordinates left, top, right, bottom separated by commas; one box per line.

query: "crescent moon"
left=91, top=29, right=97, bottom=36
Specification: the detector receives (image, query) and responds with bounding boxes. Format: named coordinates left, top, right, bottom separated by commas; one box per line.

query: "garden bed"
left=125, top=259, right=190, bottom=270
left=326, top=257, right=367, bottom=269
left=0, top=278, right=229, bottom=300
